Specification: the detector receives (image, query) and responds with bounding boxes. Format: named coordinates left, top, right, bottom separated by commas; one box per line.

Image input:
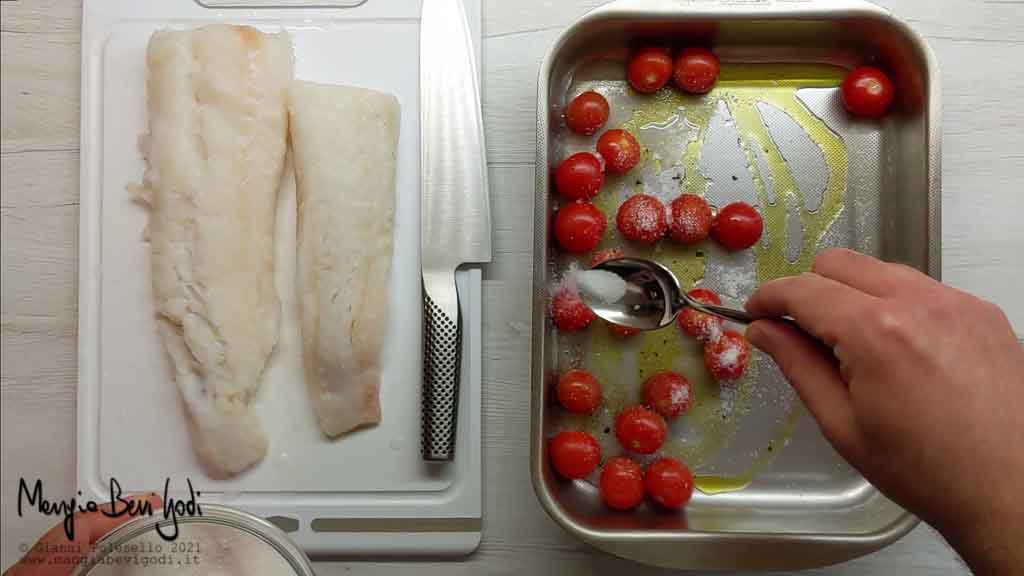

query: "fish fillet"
left=288, top=81, right=399, bottom=437
left=141, top=25, right=291, bottom=477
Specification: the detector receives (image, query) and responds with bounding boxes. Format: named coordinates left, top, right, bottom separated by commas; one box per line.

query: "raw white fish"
left=140, top=25, right=292, bottom=477
left=288, top=81, right=399, bottom=437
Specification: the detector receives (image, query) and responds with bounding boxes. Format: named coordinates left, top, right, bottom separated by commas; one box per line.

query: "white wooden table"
left=2, top=0, right=1021, bottom=573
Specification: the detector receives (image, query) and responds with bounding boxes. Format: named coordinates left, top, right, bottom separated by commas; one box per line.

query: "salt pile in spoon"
left=576, top=269, right=627, bottom=305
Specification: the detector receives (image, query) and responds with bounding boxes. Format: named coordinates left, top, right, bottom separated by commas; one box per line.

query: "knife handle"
left=421, top=271, right=462, bottom=461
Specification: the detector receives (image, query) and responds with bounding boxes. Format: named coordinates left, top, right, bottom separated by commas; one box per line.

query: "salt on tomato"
left=597, top=129, right=641, bottom=174
left=549, top=431, right=601, bottom=479
left=554, top=200, right=607, bottom=253
left=678, top=287, right=724, bottom=342
left=550, top=287, right=596, bottom=332
left=599, top=457, right=645, bottom=511
left=615, top=405, right=667, bottom=454
left=565, top=91, right=610, bottom=135
left=616, top=194, right=667, bottom=244
left=627, top=47, right=673, bottom=94
left=711, top=201, right=763, bottom=251
left=608, top=322, right=641, bottom=339
left=673, top=47, right=720, bottom=94
left=643, top=371, right=694, bottom=419
left=644, top=457, right=695, bottom=510
left=704, top=330, right=751, bottom=381
left=590, top=247, right=625, bottom=268
left=669, top=194, right=713, bottom=245
left=555, top=152, right=605, bottom=200
left=841, top=66, right=895, bottom=119
left=557, top=369, right=602, bottom=414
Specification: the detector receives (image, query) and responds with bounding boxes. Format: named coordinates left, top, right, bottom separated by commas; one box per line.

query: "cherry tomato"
left=711, top=201, right=763, bottom=251
left=597, top=129, right=641, bottom=174
left=555, top=152, right=605, bottom=200
left=627, top=47, right=674, bottom=94
left=669, top=194, right=713, bottom=245
left=615, top=405, right=668, bottom=454
left=644, top=457, right=695, bottom=510
left=608, top=322, right=641, bottom=339
left=678, top=287, right=724, bottom=343
left=554, top=201, right=607, bottom=253
left=590, top=247, right=625, bottom=268
left=643, top=371, right=694, bottom=419
left=673, top=47, right=720, bottom=94
left=557, top=369, right=602, bottom=414
left=704, top=330, right=751, bottom=381
left=841, top=66, right=895, bottom=119
left=565, top=91, right=610, bottom=135
left=616, top=194, right=667, bottom=244
left=549, top=431, right=601, bottom=479
left=550, top=287, right=596, bottom=332
left=599, top=457, right=645, bottom=510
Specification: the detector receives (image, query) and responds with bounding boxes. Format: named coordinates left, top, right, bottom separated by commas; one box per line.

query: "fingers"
left=11, top=493, right=162, bottom=576
left=812, top=248, right=937, bottom=297
left=747, top=320, right=867, bottom=463
left=746, top=272, right=875, bottom=348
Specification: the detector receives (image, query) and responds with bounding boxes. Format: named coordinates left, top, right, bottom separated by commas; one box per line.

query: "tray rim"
left=530, top=0, right=941, bottom=570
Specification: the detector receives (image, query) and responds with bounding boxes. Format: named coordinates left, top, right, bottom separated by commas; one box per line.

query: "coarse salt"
left=716, top=343, right=742, bottom=370
left=576, top=269, right=628, bottom=305
left=670, top=383, right=691, bottom=406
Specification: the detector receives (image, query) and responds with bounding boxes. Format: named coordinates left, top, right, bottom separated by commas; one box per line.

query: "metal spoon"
left=578, top=257, right=758, bottom=331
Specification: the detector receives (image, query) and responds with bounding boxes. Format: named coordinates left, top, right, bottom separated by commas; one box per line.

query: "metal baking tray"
left=531, top=0, right=940, bottom=570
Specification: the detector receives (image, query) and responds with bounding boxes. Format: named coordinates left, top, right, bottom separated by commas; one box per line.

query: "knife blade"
left=420, top=0, right=490, bottom=461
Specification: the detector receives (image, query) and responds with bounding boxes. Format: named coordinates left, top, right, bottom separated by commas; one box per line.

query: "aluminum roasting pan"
left=531, top=0, right=940, bottom=570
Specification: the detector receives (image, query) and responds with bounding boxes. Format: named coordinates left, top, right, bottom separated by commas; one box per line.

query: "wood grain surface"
left=3, top=0, right=1022, bottom=573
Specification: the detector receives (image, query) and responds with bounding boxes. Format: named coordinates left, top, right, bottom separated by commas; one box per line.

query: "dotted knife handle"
left=422, top=273, right=462, bottom=461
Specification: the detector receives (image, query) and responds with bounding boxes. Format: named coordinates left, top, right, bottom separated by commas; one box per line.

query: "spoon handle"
left=687, top=301, right=799, bottom=329
left=692, top=302, right=756, bottom=324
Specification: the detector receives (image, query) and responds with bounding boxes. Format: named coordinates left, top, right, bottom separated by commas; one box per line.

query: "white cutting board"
left=77, top=0, right=483, bottom=555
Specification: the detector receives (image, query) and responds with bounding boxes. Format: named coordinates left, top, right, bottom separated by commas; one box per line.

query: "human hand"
left=745, top=248, right=1024, bottom=575
left=4, top=494, right=162, bottom=576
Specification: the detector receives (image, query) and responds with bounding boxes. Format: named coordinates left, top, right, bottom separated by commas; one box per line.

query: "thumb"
left=747, top=320, right=867, bottom=464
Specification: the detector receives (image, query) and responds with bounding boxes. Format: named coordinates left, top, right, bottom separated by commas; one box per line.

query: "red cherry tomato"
left=554, top=201, right=607, bottom=253
left=704, top=330, right=751, bottom=381
left=549, top=431, right=601, bottom=479
left=555, top=152, right=605, bottom=200
left=711, top=201, right=763, bottom=251
left=673, top=47, right=720, bottom=94
left=669, top=194, right=713, bottom=245
left=627, top=47, right=674, bottom=94
left=608, top=322, right=641, bottom=339
left=550, top=287, right=596, bottom=332
left=565, top=91, right=610, bottom=135
left=643, top=371, right=694, bottom=419
left=615, top=405, right=668, bottom=454
left=597, top=129, right=641, bottom=174
left=841, top=66, right=895, bottom=119
left=644, top=458, right=695, bottom=510
left=557, top=369, right=602, bottom=414
left=590, top=247, right=625, bottom=268
left=616, top=194, right=667, bottom=244
left=678, top=288, right=724, bottom=343
left=599, top=457, right=645, bottom=510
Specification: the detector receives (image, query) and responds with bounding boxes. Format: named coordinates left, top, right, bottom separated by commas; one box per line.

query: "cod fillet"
left=288, top=81, right=399, bottom=437
left=141, top=25, right=291, bottom=477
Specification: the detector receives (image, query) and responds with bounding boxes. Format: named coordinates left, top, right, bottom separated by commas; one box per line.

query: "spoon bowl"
left=578, top=258, right=757, bottom=331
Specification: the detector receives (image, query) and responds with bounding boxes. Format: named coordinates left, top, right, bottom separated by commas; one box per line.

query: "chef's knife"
left=420, top=0, right=490, bottom=461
